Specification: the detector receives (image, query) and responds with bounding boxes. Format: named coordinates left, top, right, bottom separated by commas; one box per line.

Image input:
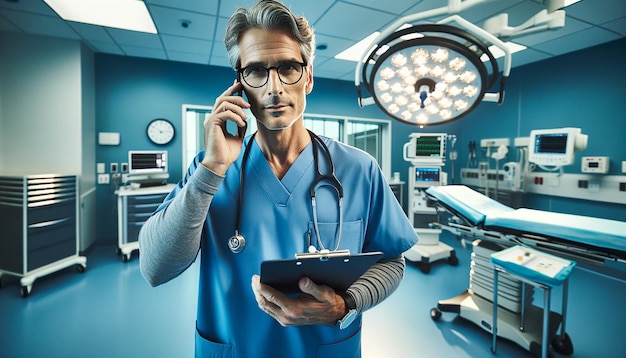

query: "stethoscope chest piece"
left=228, top=233, right=246, bottom=253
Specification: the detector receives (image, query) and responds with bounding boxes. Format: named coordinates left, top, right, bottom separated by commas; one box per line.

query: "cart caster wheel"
left=122, top=254, right=130, bottom=262
left=430, top=308, right=442, bottom=321
left=420, top=263, right=431, bottom=274
left=551, top=333, right=574, bottom=355
left=21, top=286, right=31, bottom=298
left=76, top=264, right=86, bottom=273
left=448, top=255, right=459, bottom=266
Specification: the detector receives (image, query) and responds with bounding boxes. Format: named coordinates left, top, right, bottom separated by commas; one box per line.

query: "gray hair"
left=224, top=0, right=316, bottom=69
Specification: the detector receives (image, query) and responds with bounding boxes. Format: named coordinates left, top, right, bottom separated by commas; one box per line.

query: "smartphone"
left=235, top=77, right=247, bottom=138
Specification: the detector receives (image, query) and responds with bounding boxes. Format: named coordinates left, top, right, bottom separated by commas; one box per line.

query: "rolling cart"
left=491, top=245, right=575, bottom=358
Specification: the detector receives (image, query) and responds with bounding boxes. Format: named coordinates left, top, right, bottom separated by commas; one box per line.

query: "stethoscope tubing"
left=230, top=130, right=343, bottom=254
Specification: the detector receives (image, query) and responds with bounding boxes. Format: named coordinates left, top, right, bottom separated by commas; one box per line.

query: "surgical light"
left=354, top=0, right=566, bottom=127
left=360, top=24, right=500, bottom=126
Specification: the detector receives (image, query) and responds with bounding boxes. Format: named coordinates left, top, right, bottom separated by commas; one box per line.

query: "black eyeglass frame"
left=237, top=61, right=308, bottom=88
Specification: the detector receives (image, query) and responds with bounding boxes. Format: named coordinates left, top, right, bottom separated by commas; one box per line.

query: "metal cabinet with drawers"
left=116, top=184, right=175, bottom=262
left=0, top=174, right=87, bottom=297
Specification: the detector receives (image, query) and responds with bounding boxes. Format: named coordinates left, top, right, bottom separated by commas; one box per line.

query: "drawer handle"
left=29, top=197, right=75, bottom=207
left=29, top=217, right=71, bottom=229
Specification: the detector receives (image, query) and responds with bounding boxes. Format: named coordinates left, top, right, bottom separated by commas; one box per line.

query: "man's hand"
left=201, top=81, right=250, bottom=175
left=251, top=275, right=347, bottom=327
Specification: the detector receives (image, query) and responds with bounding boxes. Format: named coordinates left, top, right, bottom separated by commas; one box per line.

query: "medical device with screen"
left=403, top=133, right=447, bottom=164
left=128, top=151, right=168, bottom=174
left=127, top=150, right=169, bottom=186
left=414, top=167, right=441, bottom=185
left=527, top=127, right=587, bottom=166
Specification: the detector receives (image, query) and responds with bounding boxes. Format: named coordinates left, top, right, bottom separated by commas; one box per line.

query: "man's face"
left=238, top=28, right=313, bottom=131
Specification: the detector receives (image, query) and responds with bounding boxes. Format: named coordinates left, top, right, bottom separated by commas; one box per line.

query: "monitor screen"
left=534, top=133, right=568, bottom=154
left=415, top=167, right=440, bottom=182
left=414, top=135, right=444, bottom=158
left=128, top=150, right=168, bottom=175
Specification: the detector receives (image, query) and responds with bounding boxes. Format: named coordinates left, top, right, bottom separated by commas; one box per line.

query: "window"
left=302, top=114, right=390, bottom=175
left=182, top=105, right=392, bottom=177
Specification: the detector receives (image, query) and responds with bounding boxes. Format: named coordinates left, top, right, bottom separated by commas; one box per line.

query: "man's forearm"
left=139, top=166, right=223, bottom=286
left=346, top=255, right=405, bottom=312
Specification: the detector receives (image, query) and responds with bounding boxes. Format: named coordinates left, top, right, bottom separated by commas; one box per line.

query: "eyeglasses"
left=238, top=61, right=307, bottom=88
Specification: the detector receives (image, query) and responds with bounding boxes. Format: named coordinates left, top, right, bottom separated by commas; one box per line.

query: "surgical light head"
left=354, top=0, right=567, bottom=127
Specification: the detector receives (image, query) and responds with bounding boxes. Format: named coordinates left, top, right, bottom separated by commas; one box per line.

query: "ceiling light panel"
left=44, top=0, right=157, bottom=34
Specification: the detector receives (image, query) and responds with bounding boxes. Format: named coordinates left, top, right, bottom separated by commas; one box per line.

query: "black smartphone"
left=235, top=76, right=247, bottom=138
left=236, top=73, right=243, bottom=98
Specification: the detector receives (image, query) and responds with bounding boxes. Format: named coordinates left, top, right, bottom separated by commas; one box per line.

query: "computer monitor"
left=528, top=128, right=587, bottom=166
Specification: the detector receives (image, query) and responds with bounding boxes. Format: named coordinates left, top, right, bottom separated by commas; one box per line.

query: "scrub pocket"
left=308, top=220, right=363, bottom=253
left=195, top=327, right=233, bottom=358
left=316, top=326, right=362, bottom=358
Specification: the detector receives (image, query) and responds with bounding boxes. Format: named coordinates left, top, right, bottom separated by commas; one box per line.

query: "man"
left=139, top=1, right=418, bottom=356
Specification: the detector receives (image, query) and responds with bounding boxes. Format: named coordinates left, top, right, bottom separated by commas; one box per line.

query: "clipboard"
left=260, top=251, right=384, bottom=293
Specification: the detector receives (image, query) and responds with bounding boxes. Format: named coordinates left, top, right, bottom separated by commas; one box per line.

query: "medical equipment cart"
left=431, top=240, right=574, bottom=357
left=0, top=174, right=87, bottom=297
left=491, top=245, right=575, bottom=358
left=116, top=184, right=175, bottom=262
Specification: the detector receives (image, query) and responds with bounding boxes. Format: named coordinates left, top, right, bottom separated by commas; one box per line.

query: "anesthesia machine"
left=402, top=132, right=459, bottom=273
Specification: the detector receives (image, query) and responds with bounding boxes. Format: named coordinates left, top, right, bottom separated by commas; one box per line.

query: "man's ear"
left=305, top=64, right=314, bottom=94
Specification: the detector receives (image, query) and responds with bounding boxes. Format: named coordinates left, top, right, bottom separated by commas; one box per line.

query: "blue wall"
left=95, top=38, right=626, bottom=244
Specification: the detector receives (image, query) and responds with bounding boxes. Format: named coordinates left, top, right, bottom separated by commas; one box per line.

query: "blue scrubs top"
left=160, top=135, right=417, bottom=358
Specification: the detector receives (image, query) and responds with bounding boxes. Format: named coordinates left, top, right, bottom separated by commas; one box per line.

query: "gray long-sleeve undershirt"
left=138, top=164, right=405, bottom=314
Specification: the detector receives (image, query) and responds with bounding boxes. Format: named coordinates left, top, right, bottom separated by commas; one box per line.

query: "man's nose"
left=267, top=68, right=284, bottom=95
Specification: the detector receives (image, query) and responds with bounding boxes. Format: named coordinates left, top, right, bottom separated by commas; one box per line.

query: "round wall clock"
left=147, top=118, right=175, bottom=145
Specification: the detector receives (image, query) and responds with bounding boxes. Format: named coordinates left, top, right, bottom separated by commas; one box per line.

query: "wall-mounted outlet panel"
left=480, top=138, right=510, bottom=148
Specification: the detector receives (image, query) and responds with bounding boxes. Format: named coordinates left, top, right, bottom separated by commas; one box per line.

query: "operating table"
left=423, top=184, right=626, bottom=356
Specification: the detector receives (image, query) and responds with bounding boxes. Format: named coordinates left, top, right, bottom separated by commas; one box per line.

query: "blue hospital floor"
left=0, top=233, right=625, bottom=358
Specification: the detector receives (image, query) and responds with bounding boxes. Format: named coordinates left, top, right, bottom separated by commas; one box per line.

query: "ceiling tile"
left=532, top=26, right=621, bottom=56
left=313, top=33, right=359, bottom=60
left=161, top=34, right=211, bottom=55
left=289, top=0, right=336, bottom=25
left=565, top=0, right=626, bottom=25
left=0, top=14, right=19, bottom=32
left=0, top=0, right=58, bottom=16
left=149, top=5, right=216, bottom=40
left=218, top=0, right=257, bottom=18
left=108, top=28, right=162, bottom=48
left=602, top=17, right=626, bottom=36
left=146, top=0, right=218, bottom=15
left=314, top=2, right=396, bottom=41
left=67, top=22, right=113, bottom=42
left=1, top=9, right=79, bottom=39
left=341, top=0, right=421, bottom=15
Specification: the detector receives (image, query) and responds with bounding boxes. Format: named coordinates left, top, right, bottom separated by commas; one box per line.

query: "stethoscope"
left=228, top=130, right=344, bottom=254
